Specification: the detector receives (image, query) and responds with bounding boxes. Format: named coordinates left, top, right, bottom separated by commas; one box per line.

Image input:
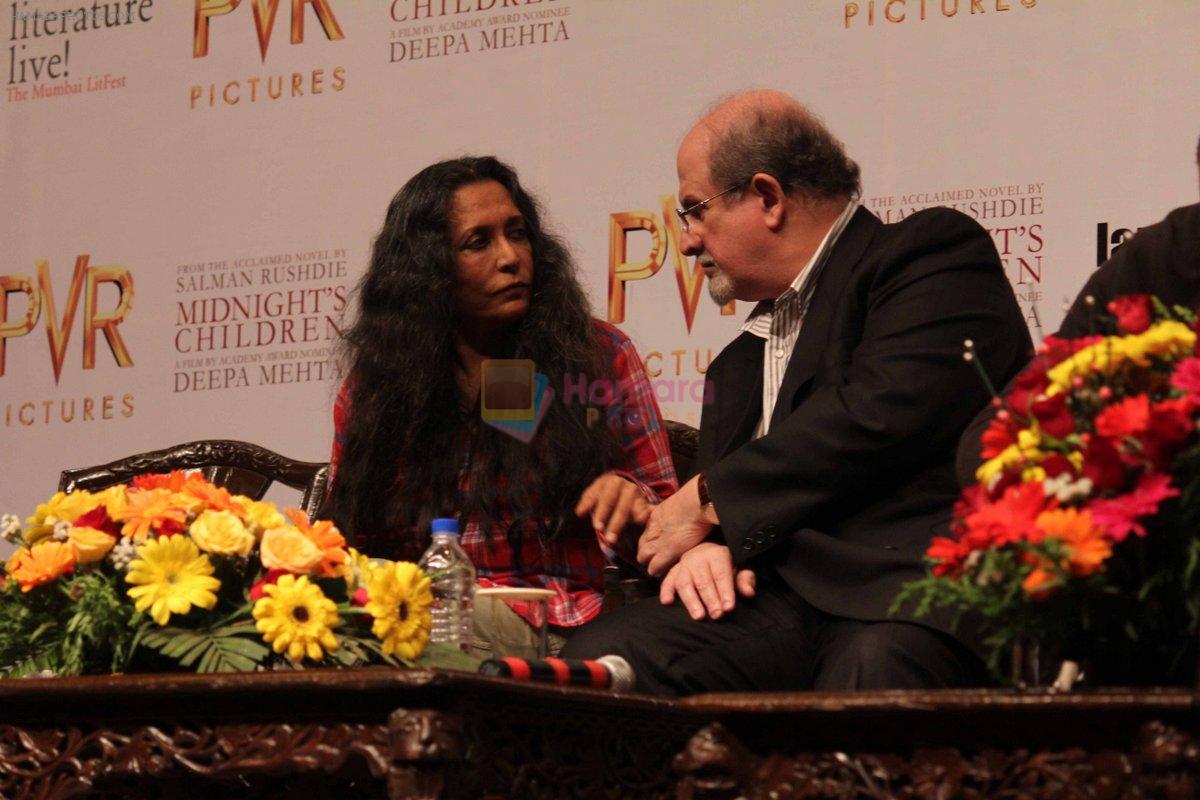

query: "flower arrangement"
left=897, top=295, right=1200, bottom=683
left=0, top=471, right=467, bottom=677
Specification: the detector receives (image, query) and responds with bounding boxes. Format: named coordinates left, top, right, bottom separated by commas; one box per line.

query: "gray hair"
left=708, top=105, right=861, bottom=201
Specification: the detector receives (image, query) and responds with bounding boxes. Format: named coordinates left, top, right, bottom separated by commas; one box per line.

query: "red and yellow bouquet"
left=898, top=295, right=1200, bottom=682
left=0, top=472, right=465, bottom=677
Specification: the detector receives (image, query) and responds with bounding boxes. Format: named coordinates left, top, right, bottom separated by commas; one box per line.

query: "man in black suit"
left=563, top=90, right=1031, bottom=695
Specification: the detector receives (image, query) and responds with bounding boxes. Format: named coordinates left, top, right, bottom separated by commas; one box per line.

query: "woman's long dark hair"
left=327, top=156, right=620, bottom=559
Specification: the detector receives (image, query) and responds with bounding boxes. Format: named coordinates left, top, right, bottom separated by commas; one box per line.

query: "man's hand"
left=637, top=475, right=716, bottom=576
left=575, top=472, right=652, bottom=546
left=660, top=543, right=756, bottom=620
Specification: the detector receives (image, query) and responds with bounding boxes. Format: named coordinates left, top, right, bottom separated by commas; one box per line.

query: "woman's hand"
left=575, top=472, right=652, bottom=546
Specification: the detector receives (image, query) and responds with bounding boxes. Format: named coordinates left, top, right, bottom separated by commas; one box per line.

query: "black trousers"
left=562, top=575, right=987, bottom=696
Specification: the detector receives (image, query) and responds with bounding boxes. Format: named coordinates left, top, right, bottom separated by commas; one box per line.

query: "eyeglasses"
left=675, top=184, right=742, bottom=232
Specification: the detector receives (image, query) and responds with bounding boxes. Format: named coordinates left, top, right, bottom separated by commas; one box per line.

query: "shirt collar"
left=741, top=196, right=859, bottom=331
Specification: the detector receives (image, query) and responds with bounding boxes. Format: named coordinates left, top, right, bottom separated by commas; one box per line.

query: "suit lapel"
left=700, top=331, right=763, bottom=462
left=769, top=207, right=880, bottom=430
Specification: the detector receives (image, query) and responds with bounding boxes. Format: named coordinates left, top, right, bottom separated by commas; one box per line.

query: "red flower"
left=980, top=416, right=1017, bottom=459
left=1107, top=294, right=1153, bottom=334
left=954, top=484, right=991, bottom=521
left=1080, top=436, right=1127, bottom=492
left=1089, top=473, right=1179, bottom=541
left=927, top=536, right=971, bottom=577
left=1117, top=397, right=1197, bottom=469
left=351, top=586, right=369, bottom=607
left=1147, top=396, right=1195, bottom=445
left=1008, top=365, right=1050, bottom=415
left=1039, top=454, right=1076, bottom=479
left=1039, top=336, right=1073, bottom=361
left=1095, top=394, right=1150, bottom=439
left=73, top=505, right=121, bottom=537
left=1170, top=357, right=1200, bottom=396
left=964, top=482, right=1050, bottom=549
left=249, top=569, right=290, bottom=601
left=1031, top=393, right=1075, bottom=438
left=155, top=518, right=187, bottom=537
left=1038, top=335, right=1102, bottom=362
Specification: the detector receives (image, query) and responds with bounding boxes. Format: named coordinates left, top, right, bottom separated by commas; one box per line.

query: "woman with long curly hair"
left=326, top=156, right=676, bottom=657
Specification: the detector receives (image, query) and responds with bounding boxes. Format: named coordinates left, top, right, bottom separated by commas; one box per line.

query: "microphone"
left=478, top=655, right=636, bottom=693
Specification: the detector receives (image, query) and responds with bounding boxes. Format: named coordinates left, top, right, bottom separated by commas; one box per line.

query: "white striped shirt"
left=742, top=198, right=859, bottom=438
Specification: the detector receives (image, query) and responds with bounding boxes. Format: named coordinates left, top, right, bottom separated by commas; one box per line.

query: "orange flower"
left=185, top=481, right=246, bottom=516
left=284, top=508, right=348, bottom=579
left=112, top=488, right=190, bottom=541
left=1037, top=507, right=1112, bottom=577
left=1021, top=508, right=1112, bottom=601
left=1021, top=564, right=1058, bottom=600
left=132, top=470, right=209, bottom=493
left=7, top=542, right=76, bottom=592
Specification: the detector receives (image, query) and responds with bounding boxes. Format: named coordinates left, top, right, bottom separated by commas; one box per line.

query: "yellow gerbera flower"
left=252, top=574, right=340, bottom=662
left=25, top=490, right=98, bottom=544
left=365, top=561, right=433, bottom=661
left=125, top=536, right=221, bottom=625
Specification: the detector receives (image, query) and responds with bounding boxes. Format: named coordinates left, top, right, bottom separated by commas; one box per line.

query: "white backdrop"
left=3, top=0, right=1199, bottom=554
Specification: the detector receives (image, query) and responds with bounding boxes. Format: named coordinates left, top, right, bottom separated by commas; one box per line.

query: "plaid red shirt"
left=330, top=320, right=677, bottom=628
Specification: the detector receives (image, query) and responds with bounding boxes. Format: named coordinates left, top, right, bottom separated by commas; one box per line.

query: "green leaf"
left=216, top=636, right=269, bottom=661
left=197, top=646, right=217, bottom=674
left=178, top=637, right=215, bottom=668
left=212, top=652, right=258, bottom=673
left=159, top=631, right=202, bottom=659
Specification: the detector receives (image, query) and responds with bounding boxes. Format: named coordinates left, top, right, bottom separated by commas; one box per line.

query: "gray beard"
left=705, top=267, right=736, bottom=305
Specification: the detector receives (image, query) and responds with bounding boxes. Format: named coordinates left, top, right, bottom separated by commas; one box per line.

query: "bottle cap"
left=431, top=517, right=459, bottom=535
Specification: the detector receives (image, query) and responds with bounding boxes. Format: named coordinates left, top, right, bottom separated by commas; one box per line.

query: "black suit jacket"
left=698, top=206, right=1030, bottom=640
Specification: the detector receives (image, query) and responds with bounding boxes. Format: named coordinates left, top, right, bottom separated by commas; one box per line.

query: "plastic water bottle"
left=417, top=517, right=476, bottom=653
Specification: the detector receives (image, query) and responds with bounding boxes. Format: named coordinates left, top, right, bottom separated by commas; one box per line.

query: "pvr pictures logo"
left=481, top=359, right=551, bottom=443
left=193, top=0, right=345, bottom=61
left=0, top=255, right=134, bottom=383
left=190, top=0, right=348, bottom=109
